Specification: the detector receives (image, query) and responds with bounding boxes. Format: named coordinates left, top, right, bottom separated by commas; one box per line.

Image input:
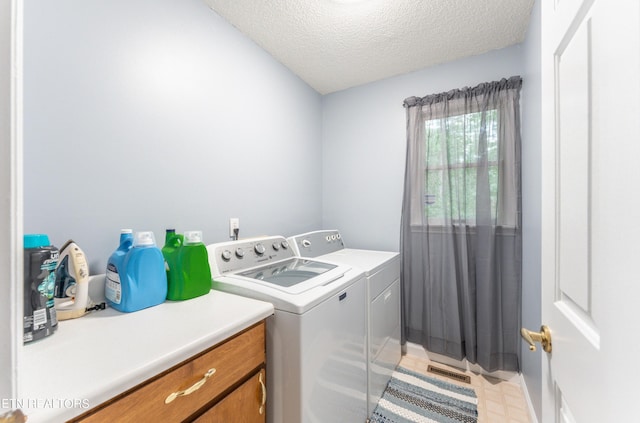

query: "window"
left=424, top=109, right=500, bottom=225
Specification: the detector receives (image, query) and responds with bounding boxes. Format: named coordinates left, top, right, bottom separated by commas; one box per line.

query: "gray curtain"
left=400, top=76, right=522, bottom=372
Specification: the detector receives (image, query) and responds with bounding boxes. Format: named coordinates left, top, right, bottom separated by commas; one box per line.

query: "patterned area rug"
left=370, top=366, right=478, bottom=423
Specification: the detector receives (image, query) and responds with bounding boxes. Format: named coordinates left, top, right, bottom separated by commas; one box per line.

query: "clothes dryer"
left=207, top=236, right=367, bottom=423
left=287, top=230, right=401, bottom=418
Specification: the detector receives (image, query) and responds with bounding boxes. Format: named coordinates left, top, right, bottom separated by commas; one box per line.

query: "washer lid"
left=234, top=257, right=349, bottom=295
left=320, top=249, right=399, bottom=276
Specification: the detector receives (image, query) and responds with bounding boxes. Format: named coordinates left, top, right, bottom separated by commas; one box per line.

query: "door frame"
left=0, top=0, right=23, bottom=405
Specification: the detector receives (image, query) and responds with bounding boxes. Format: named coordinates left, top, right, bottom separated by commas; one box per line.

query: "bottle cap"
left=133, top=231, right=156, bottom=247
left=24, top=234, right=50, bottom=249
left=183, top=231, right=203, bottom=245
left=121, top=229, right=133, bottom=234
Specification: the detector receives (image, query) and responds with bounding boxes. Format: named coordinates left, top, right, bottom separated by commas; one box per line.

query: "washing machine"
left=287, top=230, right=401, bottom=418
left=207, top=236, right=367, bottom=423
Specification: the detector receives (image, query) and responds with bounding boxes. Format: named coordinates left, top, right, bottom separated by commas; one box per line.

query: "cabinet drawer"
left=72, top=322, right=265, bottom=423
left=194, top=369, right=266, bottom=423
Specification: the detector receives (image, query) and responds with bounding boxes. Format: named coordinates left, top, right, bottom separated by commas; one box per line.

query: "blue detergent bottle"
left=105, top=229, right=133, bottom=308
left=111, top=231, right=167, bottom=312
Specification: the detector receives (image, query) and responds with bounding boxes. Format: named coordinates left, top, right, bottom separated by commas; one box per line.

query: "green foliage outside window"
left=424, top=109, right=499, bottom=223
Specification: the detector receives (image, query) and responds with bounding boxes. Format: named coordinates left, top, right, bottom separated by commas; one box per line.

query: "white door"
left=540, top=0, right=640, bottom=421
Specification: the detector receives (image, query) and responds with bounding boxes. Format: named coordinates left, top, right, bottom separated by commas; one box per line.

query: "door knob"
left=521, top=325, right=552, bottom=353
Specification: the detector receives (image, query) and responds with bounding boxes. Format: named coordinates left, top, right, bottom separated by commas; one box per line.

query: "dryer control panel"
left=288, top=230, right=345, bottom=258
left=207, top=236, right=294, bottom=276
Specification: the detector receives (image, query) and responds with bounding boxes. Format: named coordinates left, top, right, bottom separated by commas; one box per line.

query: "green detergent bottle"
left=163, top=230, right=211, bottom=300
left=162, top=229, right=183, bottom=290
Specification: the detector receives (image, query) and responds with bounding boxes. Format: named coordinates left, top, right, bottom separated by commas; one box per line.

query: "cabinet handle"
left=259, top=372, right=266, bottom=415
left=165, top=368, right=216, bottom=404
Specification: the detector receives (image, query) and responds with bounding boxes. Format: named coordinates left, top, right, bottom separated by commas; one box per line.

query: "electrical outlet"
left=229, top=218, right=240, bottom=238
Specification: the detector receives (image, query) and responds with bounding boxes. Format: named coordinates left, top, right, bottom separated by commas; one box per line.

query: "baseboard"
left=519, top=373, right=539, bottom=423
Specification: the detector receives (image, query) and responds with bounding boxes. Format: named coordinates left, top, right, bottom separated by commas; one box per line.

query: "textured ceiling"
left=204, top=0, right=534, bottom=94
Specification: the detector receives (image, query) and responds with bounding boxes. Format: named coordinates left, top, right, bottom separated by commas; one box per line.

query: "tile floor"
left=399, top=354, right=532, bottom=423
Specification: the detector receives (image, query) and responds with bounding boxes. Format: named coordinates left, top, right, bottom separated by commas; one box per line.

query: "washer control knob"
left=235, top=247, right=245, bottom=258
left=281, top=240, right=289, bottom=249
left=221, top=250, right=232, bottom=261
left=272, top=242, right=280, bottom=251
left=302, top=239, right=311, bottom=248
left=330, top=234, right=336, bottom=241
left=255, top=243, right=266, bottom=255
left=336, top=233, right=341, bottom=239
left=325, top=235, right=331, bottom=242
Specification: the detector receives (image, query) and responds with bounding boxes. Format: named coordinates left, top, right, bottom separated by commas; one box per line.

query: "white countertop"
left=19, top=290, right=274, bottom=422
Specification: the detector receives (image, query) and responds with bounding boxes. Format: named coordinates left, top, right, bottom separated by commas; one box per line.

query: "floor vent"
left=427, top=365, right=471, bottom=384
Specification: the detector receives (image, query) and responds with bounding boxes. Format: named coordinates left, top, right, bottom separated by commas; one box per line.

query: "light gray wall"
left=23, top=0, right=323, bottom=274
left=321, top=45, right=525, bottom=252
left=520, top=0, right=542, bottom=420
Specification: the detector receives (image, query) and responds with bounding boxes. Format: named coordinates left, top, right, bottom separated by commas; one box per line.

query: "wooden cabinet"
left=194, top=369, right=266, bottom=423
left=69, top=321, right=266, bottom=423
